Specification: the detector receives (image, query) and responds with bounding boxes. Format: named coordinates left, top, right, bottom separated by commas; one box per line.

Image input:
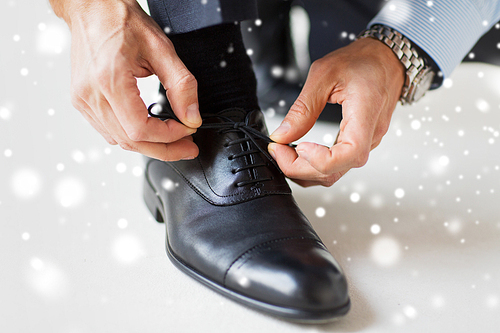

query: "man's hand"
left=51, top=0, right=202, bottom=161
left=268, top=37, right=405, bottom=187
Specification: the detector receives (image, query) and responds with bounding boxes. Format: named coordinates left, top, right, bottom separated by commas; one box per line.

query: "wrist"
left=358, top=25, right=436, bottom=104
left=351, top=37, right=406, bottom=95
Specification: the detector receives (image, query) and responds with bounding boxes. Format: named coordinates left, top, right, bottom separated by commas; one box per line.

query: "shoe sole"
left=143, top=177, right=351, bottom=323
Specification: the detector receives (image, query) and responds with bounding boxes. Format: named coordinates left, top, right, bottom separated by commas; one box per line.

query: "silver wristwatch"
left=358, top=25, right=435, bottom=105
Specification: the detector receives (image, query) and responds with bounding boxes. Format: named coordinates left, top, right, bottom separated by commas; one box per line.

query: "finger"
left=138, top=137, right=199, bottom=162
left=92, top=94, right=199, bottom=160
left=370, top=106, right=393, bottom=150
left=270, top=59, right=335, bottom=144
left=74, top=96, right=117, bottom=145
left=296, top=97, right=374, bottom=175
left=295, top=141, right=358, bottom=175
left=288, top=178, right=326, bottom=188
left=289, top=168, right=349, bottom=188
left=81, top=110, right=118, bottom=145
left=268, top=143, right=339, bottom=186
left=96, top=62, right=197, bottom=144
left=146, top=36, right=202, bottom=128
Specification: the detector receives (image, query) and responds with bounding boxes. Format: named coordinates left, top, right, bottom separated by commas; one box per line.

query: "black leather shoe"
left=143, top=106, right=350, bottom=322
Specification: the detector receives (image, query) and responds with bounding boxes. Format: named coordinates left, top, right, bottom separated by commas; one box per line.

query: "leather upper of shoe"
left=163, top=108, right=291, bottom=206
left=224, top=237, right=348, bottom=310
left=145, top=106, right=349, bottom=311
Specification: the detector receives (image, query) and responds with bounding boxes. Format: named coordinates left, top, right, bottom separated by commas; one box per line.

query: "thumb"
left=147, top=38, right=202, bottom=129
left=270, top=61, right=334, bottom=144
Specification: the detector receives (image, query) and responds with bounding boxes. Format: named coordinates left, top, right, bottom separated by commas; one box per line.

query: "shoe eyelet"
left=231, top=169, right=237, bottom=174
left=228, top=155, right=233, bottom=160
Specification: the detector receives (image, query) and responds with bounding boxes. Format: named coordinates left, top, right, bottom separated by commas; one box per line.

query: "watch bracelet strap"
left=357, top=24, right=427, bottom=103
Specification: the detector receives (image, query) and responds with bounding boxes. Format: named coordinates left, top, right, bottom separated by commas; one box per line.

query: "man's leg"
left=167, top=24, right=260, bottom=113
left=147, top=0, right=259, bottom=113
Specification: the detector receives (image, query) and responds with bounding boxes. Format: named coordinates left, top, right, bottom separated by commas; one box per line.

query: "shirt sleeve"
left=369, top=0, right=500, bottom=80
left=147, top=0, right=258, bottom=34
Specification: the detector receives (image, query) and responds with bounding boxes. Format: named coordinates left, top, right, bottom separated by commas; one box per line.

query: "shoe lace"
left=148, top=103, right=295, bottom=187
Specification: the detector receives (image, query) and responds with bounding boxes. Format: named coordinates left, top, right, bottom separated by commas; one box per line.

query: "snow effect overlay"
left=1, top=1, right=499, bottom=332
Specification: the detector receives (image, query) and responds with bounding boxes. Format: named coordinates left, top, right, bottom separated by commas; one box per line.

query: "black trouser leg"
left=147, top=0, right=260, bottom=114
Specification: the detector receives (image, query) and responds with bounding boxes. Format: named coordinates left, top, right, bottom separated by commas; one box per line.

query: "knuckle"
left=374, top=122, right=390, bottom=140
left=160, top=35, right=175, bottom=52
left=125, top=127, right=145, bottom=142
left=150, top=33, right=175, bottom=53
left=353, top=149, right=370, bottom=168
left=163, top=36, right=175, bottom=50
left=173, top=69, right=197, bottom=91
left=117, top=140, right=137, bottom=152
left=70, top=83, right=88, bottom=108
left=71, top=82, right=84, bottom=97
left=158, top=148, right=176, bottom=162
left=310, top=58, right=326, bottom=73
left=70, top=94, right=84, bottom=111
left=323, top=175, right=338, bottom=187
left=322, top=179, right=335, bottom=187
left=379, top=123, right=390, bottom=137
left=106, top=137, right=118, bottom=145
left=371, top=140, right=382, bottom=150
left=316, top=164, right=331, bottom=175
left=279, top=164, right=293, bottom=178
left=289, top=97, right=316, bottom=122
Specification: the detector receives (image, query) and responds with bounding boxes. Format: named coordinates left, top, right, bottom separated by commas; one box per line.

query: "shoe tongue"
left=214, top=108, right=249, bottom=123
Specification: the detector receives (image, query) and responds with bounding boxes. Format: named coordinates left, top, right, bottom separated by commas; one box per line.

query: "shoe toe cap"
left=224, top=237, right=349, bottom=316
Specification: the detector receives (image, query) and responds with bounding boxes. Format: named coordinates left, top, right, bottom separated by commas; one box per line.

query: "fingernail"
left=271, top=121, right=290, bottom=137
left=268, top=145, right=277, bottom=160
left=297, top=149, right=309, bottom=162
left=186, top=103, right=201, bottom=125
left=181, top=155, right=196, bottom=161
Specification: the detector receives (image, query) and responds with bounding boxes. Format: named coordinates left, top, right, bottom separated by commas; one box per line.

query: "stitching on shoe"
left=222, top=237, right=325, bottom=286
left=168, top=160, right=265, bottom=204
left=196, top=156, right=292, bottom=202
left=169, top=159, right=291, bottom=205
left=148, top=105, right=291, bottom=201
left=193, top=139, right=285, bottom=200
left=243, top=141, right=253, bottom=181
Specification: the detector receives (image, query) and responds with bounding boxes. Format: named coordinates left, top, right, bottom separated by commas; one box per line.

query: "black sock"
left=166, top=23, right=260, bottom=114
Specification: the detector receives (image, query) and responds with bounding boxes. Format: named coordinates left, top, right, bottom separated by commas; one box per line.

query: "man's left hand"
left=268, top=37, right=405, bottom=187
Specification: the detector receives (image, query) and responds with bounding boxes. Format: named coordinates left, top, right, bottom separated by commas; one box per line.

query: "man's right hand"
left=51, top=0, right=202, bottom=161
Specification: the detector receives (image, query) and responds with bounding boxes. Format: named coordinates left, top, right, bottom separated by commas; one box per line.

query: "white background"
left=1, top=1, right=499, bottom=332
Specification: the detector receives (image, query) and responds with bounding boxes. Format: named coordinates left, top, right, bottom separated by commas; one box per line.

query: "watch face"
left=413, top=69, right=435, bottom=102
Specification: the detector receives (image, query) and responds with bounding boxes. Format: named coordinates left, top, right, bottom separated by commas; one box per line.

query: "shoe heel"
left=143, top=179, right=165, bottom=223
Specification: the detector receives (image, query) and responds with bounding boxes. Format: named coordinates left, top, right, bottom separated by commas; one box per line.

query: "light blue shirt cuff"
left=369, top=0, right=500, bottom=80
